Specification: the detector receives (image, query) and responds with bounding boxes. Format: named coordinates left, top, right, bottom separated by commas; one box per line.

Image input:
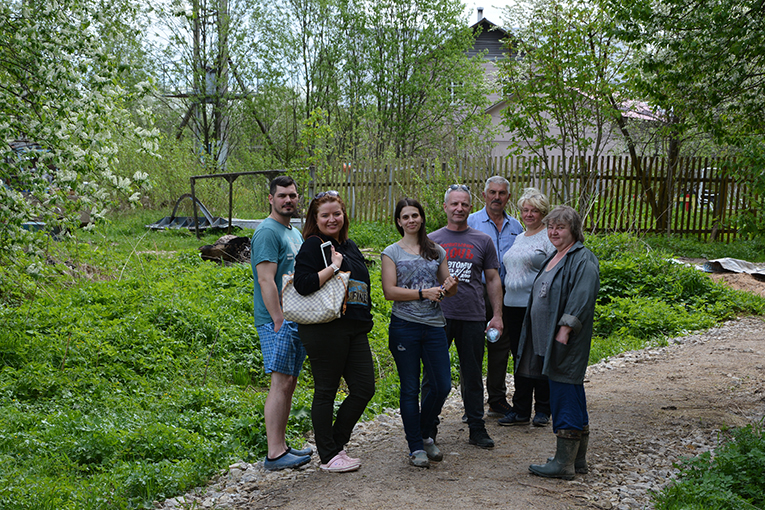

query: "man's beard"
left=275, top=206, right=295, bottom=218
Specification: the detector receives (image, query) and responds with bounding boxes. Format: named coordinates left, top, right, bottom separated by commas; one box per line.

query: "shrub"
left=654, top=421, right=765, bottom=510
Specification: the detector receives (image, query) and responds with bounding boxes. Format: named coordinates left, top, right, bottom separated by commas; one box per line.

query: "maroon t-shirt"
left=429, top=226, right=499, bottom=321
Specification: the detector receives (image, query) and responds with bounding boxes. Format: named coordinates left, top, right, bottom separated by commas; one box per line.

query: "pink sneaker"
left=320, top=451, right=361, bottom=473
left=338, top=450, right=361, bottom=466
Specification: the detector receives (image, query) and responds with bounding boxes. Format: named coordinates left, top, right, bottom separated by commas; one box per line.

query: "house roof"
left=468, top=17, right=512, bottom=60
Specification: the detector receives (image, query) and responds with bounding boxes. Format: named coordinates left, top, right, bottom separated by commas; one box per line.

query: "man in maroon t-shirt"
left=428, top=184, right=504, bottom=449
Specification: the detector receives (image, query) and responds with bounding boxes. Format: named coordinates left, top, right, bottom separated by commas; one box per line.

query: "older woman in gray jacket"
left=517, top=205, right=599, bottom=480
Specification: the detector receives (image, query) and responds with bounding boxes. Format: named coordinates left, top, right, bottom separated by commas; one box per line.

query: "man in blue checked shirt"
left=467, top=175, right=524, bottom=419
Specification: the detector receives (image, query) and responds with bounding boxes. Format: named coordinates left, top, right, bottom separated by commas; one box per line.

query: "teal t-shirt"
left=251, top=218, right=303, bottom=326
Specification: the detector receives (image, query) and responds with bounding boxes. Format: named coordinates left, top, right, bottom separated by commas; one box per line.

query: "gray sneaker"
left=498, top=411, right=530, bottom=426
left=423, top=441, right=443, bottom=461
left=409, top=450, right=430, bottom=468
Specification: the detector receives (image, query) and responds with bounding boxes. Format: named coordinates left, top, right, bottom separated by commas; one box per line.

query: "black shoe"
left=486, top=400, right=512, bottom=418
left=461, top=413, right=468, bottom=423
left=532, top=412, right=550, bottom=427
left=469, top=428, right=495, bottom=449
left=498, top=411, right=530, bottom=426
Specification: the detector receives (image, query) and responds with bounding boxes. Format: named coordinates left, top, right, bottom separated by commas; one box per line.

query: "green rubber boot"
left=575, top=425, right=589, bottom=474
left=548, top=425, right=589, bottom=473
left=530, top=430, right=581, bottom=480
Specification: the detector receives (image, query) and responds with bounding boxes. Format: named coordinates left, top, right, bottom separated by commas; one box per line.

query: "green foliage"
left=236, top=0, right=492, bottom=164
left=361, top=0, right=493, bottom=159
left=499, top=0, right=630, bottom=183
left=112, top=135, right=273, bottom=220
left=604, top=0, right=765, bottom=144
left=0, top=0, right=156, bottom=283
left=727, top=141, right=765, bottom=241
left=588, top=232, right=764, bottom=363
left=349, top=222, right=400, bottom=253
left=1, top=214, right=764, bottom=509
left=653, top=421, right=765, bottom=510
left=640, top=233, right=765, bottom=262
left=0, top=245, right=295, bottom=508
left=595, top=295, right=716, bottom=340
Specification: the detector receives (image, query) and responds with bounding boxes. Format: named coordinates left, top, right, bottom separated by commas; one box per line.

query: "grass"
left=641, top=233, right=765, bottom=262
left=0, top=212, right=763, bottom=509
left=653, top=422, right=765, bottom=510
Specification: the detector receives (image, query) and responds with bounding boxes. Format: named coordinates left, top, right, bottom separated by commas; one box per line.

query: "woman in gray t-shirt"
left=381, top=198, right=457, bottom=468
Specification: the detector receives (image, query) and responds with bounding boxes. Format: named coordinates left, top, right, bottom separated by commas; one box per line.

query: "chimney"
left=477, top=7, right=484, bottom=21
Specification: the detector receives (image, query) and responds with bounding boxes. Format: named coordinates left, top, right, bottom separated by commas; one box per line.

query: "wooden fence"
left=311, top=155, right=752, bottom=242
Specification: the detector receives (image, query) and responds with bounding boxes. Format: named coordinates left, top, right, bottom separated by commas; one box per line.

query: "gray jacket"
left=516, top=242, right=599, bottom=385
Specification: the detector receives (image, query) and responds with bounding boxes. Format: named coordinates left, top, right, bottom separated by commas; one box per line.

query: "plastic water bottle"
left=486, top=322, right=499, bottom=343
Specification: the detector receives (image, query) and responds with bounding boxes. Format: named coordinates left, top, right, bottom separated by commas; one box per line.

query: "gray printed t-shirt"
left=381, top=243, right=447, bottom=328
left=429, top=227, right=499, bottom=321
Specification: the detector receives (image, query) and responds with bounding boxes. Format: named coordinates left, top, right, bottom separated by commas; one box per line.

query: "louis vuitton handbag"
left=282, top=271, right=350, bottom=324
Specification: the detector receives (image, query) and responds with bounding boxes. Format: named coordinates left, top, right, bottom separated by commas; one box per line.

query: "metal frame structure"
left=190, top=170, right=282, bottom=239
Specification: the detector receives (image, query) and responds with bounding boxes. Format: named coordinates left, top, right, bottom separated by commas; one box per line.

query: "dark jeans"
left=549, top=379, right=588, bottom=433
left=299, top=319, right=376, bottom=464
left=389, top=315, right=452, bottom=453
left=445, top=318, right=486, bottom=431
left=485, top=287, right=510, bottom=407
left=504, top=306, right=550, bottom=417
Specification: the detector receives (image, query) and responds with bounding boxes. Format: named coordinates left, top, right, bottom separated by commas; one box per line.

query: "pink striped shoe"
left=320, top=450, right=361, bottom=473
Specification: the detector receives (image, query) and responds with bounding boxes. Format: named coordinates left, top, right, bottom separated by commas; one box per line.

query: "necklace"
left=398, top=241, right=420, bottom=255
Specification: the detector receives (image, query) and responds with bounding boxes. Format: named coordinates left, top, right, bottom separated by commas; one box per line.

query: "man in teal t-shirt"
left=251, top=176, right=311, bottom=471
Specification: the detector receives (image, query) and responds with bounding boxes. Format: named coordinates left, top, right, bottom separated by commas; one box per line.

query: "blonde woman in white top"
left=497, top=188, right=556, bottom=427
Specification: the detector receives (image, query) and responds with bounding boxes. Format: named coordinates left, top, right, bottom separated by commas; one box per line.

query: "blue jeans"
left=549, top=379, right=589, bottom=433
left=389, top=315, right=452, bottom=453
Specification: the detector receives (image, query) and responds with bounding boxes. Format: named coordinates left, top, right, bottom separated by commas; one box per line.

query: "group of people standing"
left=251, top=174, right=599, bottom=480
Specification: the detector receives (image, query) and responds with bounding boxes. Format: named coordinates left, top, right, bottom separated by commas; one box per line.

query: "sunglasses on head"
left=447, top=184, right=470, bottom=192
left=314, top=190, right=339, bottom=199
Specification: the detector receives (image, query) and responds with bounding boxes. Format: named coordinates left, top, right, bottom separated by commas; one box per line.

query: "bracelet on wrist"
left=419, top=288, right=424, bottom=300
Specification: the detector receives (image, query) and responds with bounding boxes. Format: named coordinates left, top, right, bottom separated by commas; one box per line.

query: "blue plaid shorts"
left=256, top=320, right=306, bottom=377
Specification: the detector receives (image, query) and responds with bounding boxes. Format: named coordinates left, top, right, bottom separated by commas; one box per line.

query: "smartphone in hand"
left=320, top=241, right=333, bottom=268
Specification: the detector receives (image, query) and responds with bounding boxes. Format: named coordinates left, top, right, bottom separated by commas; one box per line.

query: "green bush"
left=641, top=234, right=765, bottom=262
left=595, top=295, right=717, bottom=340
left=349, top=222, right=400, bottom=253
left=654, top=421, right=765, bottom=510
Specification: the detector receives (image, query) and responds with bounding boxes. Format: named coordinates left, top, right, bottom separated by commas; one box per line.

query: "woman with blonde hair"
left=498, top=188, right=556, bottom=427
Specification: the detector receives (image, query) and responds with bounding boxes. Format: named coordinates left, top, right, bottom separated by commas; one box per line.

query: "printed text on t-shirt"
left=448, top=261, right=473, bottom=282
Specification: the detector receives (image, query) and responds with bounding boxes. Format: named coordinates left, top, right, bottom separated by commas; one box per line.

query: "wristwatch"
left=330, top=263, right=340, bottom=274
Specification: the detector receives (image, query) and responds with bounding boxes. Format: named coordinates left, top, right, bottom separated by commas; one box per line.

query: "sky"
left=464, top=1, right=513, bottom=26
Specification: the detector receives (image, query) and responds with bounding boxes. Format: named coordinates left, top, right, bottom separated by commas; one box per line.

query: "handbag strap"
left=334, top=271, right=350, bottom=316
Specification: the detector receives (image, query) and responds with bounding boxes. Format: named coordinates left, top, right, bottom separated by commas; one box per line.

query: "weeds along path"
left=158, top=316, right=765, bottom=510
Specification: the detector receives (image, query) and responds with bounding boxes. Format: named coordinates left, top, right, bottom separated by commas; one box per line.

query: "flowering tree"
left=0, top=0, right=155, bottom=288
